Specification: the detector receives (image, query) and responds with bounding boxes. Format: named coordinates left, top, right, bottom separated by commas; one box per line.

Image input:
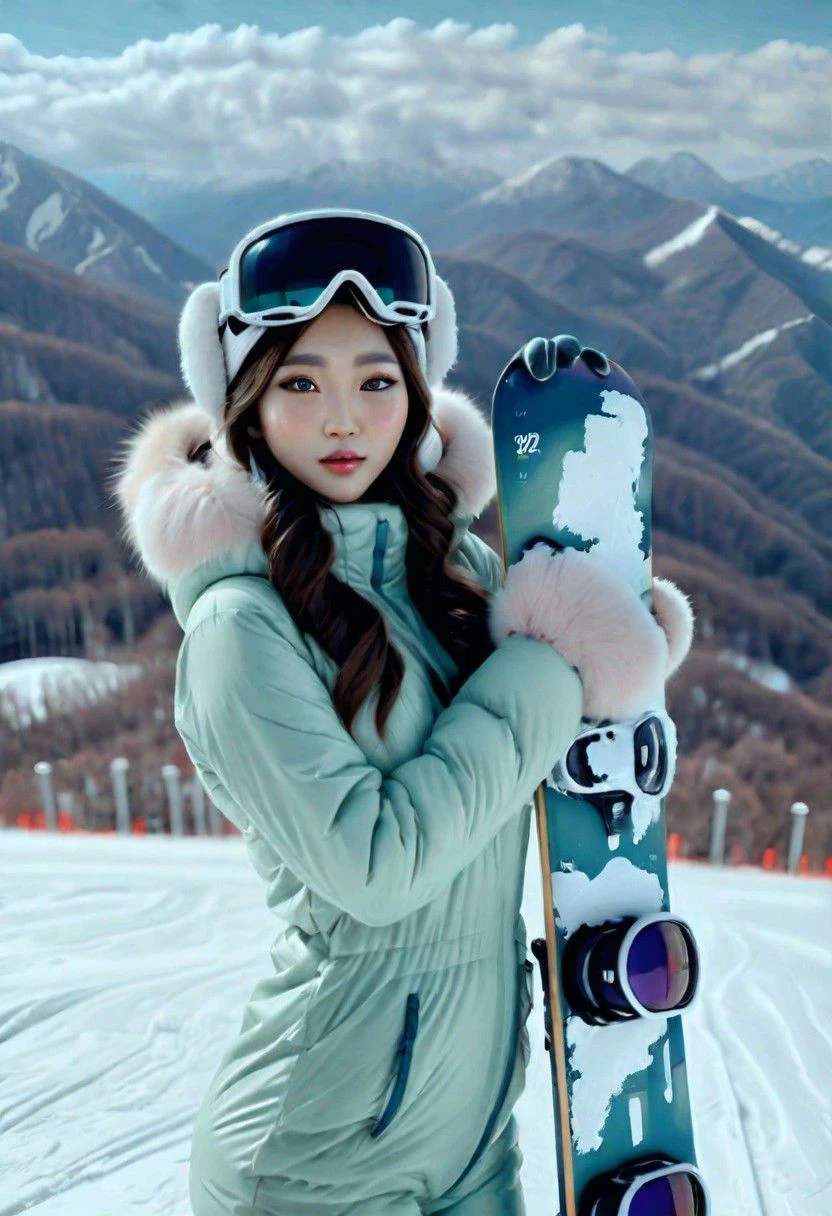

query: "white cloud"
left=0, top=19, right=828, bottom=186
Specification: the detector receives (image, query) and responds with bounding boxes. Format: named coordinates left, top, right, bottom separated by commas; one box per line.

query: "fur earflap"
left=427, top=274, right=459, bottom=385
left=430, top=384, right=497, bottom=520
left=177, top=282, right=229, bottom=421
left=488, top=544, right=695, bottom=721
left=110, top=385, right=496, bottom=588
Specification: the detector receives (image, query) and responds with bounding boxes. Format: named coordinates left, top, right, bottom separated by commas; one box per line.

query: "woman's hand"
left=489, top=543, right=695, bottom=722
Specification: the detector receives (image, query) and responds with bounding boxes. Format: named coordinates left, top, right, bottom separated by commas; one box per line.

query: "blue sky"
left=0, top=2, right=829, bottom=192
left=2, top=0, right=831, bottom=58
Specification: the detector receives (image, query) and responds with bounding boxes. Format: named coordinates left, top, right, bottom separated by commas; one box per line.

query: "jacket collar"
left=113, top=383, right=497, bottom=629
left=319, top=499, right=409, bottom=593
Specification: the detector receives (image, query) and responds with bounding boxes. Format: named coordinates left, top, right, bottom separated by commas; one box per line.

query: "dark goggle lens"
left=237, top=216, right=429, bottom=316
left=629, top=1172, right=703, bottom=1216
left=626, top=922, right=694, bottom=1013
left=634, top=715, right=668, bottom=794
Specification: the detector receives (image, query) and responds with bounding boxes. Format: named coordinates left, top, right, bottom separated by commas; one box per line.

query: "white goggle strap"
left=220, top=265, right=431, bottom=327
left=220, top=284, right=430, bottom=385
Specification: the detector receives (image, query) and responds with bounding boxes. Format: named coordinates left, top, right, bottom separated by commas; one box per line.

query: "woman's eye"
left=277, top=375, right=396, bottom=392
left=279, top=376, right=316, bottom=392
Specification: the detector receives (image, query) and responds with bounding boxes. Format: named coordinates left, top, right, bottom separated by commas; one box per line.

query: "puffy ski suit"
left=115, top=384, right=585, bottom=1215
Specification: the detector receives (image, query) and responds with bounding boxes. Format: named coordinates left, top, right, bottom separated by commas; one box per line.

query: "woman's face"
left=256, top=302, right=410, bottom=502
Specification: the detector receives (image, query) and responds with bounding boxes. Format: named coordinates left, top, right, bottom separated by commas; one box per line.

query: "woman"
left=113, top=209, right=693, bottom=1215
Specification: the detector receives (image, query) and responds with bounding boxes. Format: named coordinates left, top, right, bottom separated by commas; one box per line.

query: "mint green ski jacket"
left=115, top=383, right=584, bottom=1213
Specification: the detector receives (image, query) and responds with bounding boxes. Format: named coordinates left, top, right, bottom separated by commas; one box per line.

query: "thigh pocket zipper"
left=370, top=992, right=420, bottom=1139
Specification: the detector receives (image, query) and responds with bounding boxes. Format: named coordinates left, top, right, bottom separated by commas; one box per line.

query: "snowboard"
left=490, top=335, right=707, bottom=1216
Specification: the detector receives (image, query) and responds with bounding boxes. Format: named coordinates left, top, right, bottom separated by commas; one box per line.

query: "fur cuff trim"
left=110, top=399, right=268, bottom=586
left=652, top=577, right=695, bottom=677
left=488, top=545, right=694, bottom=721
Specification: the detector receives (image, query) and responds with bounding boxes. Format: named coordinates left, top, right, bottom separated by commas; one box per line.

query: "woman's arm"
left=175, top=600, right=582, bottom=928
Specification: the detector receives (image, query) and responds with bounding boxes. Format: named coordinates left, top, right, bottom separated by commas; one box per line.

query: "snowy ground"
left=1, top=829, right=829, bottom=1215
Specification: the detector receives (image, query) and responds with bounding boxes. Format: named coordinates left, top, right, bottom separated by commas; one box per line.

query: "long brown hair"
left=221, top=283, right=496, bottom=741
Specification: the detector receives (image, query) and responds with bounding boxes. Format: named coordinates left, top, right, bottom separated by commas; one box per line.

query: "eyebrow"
left=279, top=351, right=398, bottom=368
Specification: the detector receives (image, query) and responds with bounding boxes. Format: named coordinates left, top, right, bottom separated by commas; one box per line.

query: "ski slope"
left=1, top=830, right=829, bottom=1215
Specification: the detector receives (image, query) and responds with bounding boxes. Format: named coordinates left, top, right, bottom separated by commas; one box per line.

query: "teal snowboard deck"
left=490, top=336, right=700, bottom=1215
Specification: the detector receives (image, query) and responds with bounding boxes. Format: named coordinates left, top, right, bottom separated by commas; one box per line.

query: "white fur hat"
left=176, top=272, right=461, bottom=475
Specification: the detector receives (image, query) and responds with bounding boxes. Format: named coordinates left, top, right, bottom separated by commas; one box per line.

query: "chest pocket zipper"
left=370, top=992, right=420, bottom=1139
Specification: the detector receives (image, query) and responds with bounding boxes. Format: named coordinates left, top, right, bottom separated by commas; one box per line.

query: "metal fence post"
left=709, top=787, right=731, bottom=866
left=162, top=764, right=184, bottom=837
left=787, top=802, right=809, bottom=875
left=110, top=757, right=131, bottom=834
left=33, top=761, right=57, bottom=831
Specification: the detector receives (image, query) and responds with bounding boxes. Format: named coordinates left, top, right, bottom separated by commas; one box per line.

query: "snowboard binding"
left=561, top=912, right=700, bottom=1026
left=578, top=1155, right=709, bottom=1216
left=550, top=711, right=678, bottom=837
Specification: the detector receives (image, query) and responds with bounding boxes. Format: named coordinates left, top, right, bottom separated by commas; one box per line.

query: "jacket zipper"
left=371, top=517, right=406, bottom=619
left=373, top=515, right=527, bottom=1181
left=370, top=518, right=449, bottom=697
left=370, top=517, right=389, bottom=597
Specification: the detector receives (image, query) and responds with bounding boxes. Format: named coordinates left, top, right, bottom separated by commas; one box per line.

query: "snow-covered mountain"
left=474, top=155, right=637, bottom=205
left=737, top=157, right=832, bottom=204
left=432, top=155, right=680, bottom=251
left=625, top=151, right=832, bottom=248
left=628, top=152, right=739, bottom=206
left=714, top=209, right=832, bottom=329
left=0, top=142, right=214, bottom=306
left=141, top=156, right=502, bottom=266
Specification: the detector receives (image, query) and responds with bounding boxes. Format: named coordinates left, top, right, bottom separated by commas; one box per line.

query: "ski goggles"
left=580, top=1157, right=709, bottom=1216
left=551, top=711, right=677, bottom=834
left=217, top=208, right=436, bottom=330
left=562, top=912, right=700, bottom=1026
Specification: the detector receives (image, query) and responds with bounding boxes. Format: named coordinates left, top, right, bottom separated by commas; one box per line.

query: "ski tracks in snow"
left=1, top=833, right=830, bottom=1215
left=0, top=832, right=279, bottom=1214
left=670, top=864, right=832, bottom=1216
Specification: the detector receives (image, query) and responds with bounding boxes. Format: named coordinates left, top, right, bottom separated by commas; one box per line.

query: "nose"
left=324, top=399, right=360, bottom=438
